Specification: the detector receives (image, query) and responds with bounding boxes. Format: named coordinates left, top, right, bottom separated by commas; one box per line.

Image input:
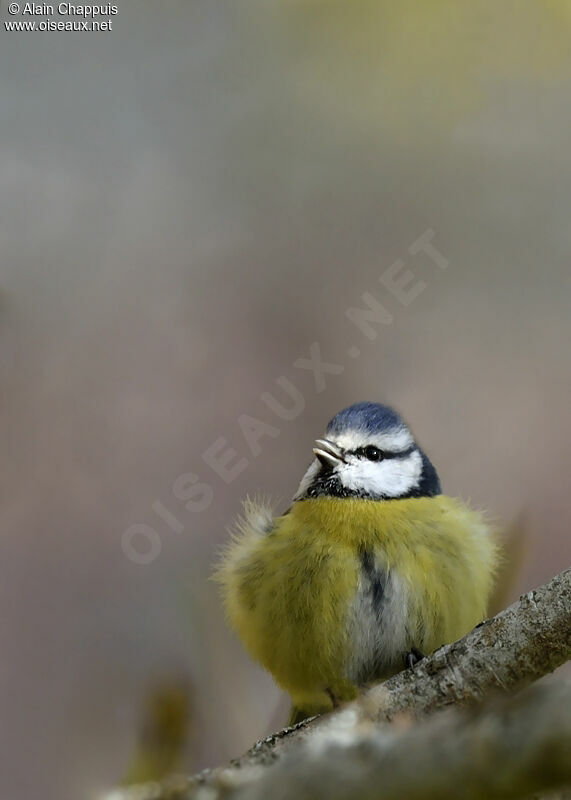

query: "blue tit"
left=215, top=402, right=497, bottom=724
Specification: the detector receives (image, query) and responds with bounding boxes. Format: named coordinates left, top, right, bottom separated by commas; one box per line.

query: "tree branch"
left=215, top=679, right=571, bottom=800
left=106, top=568, right=571, bottom=800
left=232, top=567, right=571, bottom=768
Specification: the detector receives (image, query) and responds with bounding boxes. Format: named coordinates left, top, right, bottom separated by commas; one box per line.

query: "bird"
left=215, top=401, right=497, bottom=724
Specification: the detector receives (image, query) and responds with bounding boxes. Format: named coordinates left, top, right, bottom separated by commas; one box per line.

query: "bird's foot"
left=325, top=681, right=358, bottom=708
left=404, top=647, right=425, bottom=669
left=325, top=687, right=341, bottom=707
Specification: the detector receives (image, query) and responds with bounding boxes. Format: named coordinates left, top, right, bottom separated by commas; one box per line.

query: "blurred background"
left=1, top=2, right=570, bottom=799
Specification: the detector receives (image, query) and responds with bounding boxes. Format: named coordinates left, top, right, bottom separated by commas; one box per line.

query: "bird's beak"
left=313, top=439, right=346, bottom=469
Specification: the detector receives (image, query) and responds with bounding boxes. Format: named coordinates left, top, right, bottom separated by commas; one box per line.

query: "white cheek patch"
left=294, top=425, right=421, bottom=500
left=333, top=426, right=414, bottom=454
left=338, top=450, right=423, bottom=498
left=294, top=459, right=321, bottom=500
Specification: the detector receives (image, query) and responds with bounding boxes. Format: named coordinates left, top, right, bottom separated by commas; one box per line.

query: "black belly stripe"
left=359, top=547, right=386, bottom=615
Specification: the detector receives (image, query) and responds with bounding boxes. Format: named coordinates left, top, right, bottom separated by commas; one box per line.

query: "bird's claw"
left=404, top=647, right=426, bottom=669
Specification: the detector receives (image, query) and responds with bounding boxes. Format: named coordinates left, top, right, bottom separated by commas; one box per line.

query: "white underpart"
left=346, top=562, right=410, bottom=683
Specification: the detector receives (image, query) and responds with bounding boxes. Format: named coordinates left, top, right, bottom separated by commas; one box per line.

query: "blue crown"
left=326, top=402, right=406, bottom=436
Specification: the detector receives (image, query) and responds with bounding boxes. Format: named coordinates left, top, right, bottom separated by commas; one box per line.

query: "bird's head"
left=294, top=402, right=441, bottom=501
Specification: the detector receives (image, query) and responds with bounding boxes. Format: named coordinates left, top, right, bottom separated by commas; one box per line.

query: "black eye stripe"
left=347, top=445, right=417, bottom=461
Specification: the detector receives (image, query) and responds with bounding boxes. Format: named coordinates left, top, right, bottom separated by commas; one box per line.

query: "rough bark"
left=210, top=680, right=571, bottom=800
left=232, top=567, right=571, bottom=768
left=105, top=568, right=571, bottom=800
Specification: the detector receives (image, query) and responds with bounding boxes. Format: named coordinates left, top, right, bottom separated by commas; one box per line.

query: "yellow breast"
left=216, top=494, right=496, bottom=713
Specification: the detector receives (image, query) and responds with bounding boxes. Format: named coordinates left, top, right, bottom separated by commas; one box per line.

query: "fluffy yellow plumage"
left=216, top=495, right=496, bottom=718
left=214, top=402, right=497, bottom=721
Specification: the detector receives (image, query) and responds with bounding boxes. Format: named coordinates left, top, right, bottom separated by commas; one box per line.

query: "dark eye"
left=364, top=445, right=384, bottom=461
